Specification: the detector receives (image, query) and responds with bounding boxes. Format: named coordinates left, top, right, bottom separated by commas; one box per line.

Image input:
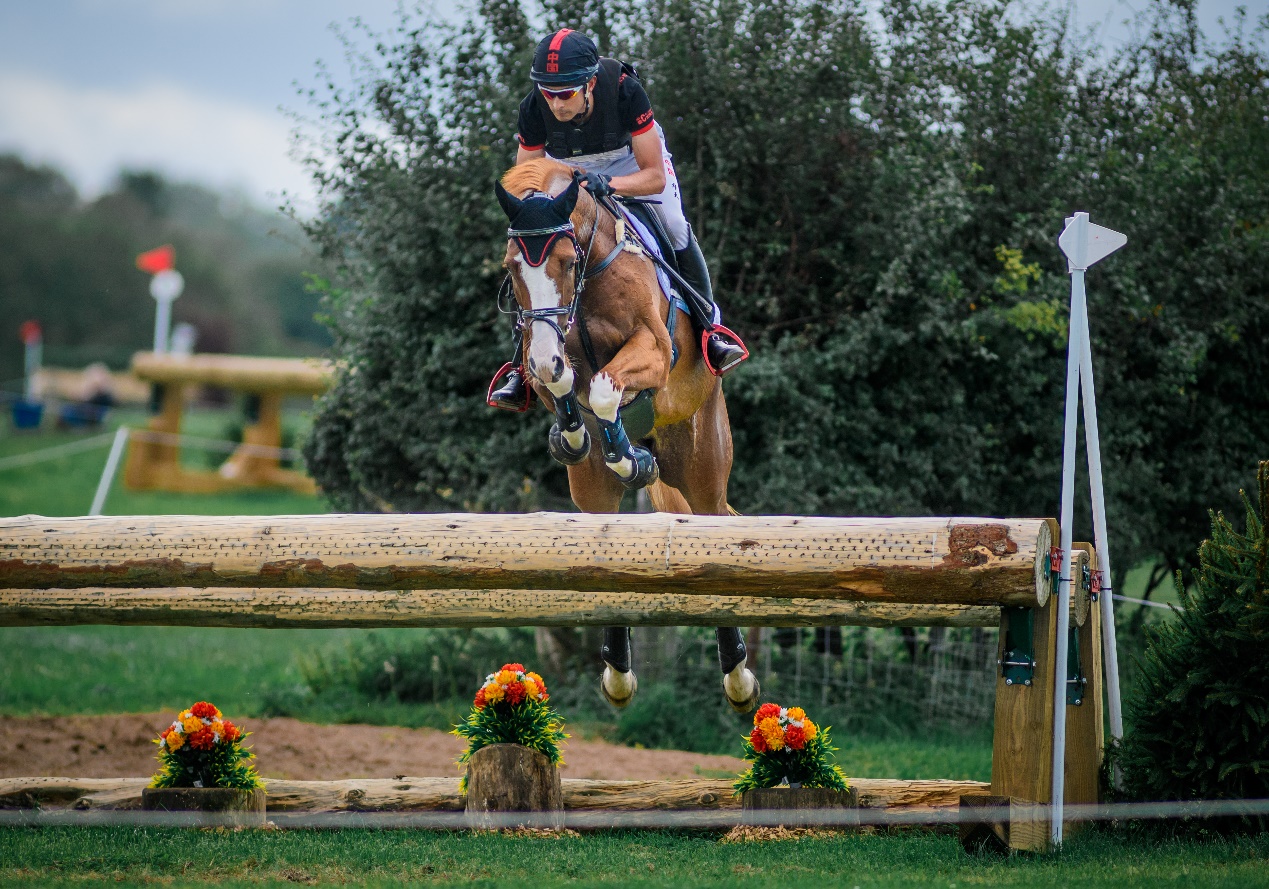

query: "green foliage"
left=296, top=628, right=538, bottom=705
left=1119, top=462, right=1269, bottom=826
left=734, top=724, right=849, bottom=794
left=150, top=731, right=263, bottom=791
left=299, top=1, right=1269, bottom=594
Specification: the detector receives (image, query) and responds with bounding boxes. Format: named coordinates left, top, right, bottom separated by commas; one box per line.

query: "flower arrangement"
left=149, top=701, right=263, bottom=791
left=452, top=664, right=567, bottom=790
left=733, top=702, right=849, bottom=794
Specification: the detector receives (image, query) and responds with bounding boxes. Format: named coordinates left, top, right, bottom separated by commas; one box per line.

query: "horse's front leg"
left=539, top=364, right=591, bottom=465
left=589, top=327, right=667, bottom=489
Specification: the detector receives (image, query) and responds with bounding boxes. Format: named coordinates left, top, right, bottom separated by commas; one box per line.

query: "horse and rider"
left=489, top=29, right=760, bottom=713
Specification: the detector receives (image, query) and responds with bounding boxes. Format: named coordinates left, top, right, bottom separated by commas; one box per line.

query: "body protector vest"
left=541, top=58, right=638, bottom=159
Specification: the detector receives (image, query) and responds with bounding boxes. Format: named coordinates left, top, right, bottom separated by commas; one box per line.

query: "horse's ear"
left=494, top=180, right=522, bottom=220
left=554, top=177, right=580, bottom=219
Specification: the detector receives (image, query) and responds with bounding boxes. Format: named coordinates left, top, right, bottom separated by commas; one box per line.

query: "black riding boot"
left=488, top=366, right=528, bottom=410
left=674, top=229, right=749, bottom=376
left=487, top=330, right=530, bottom=411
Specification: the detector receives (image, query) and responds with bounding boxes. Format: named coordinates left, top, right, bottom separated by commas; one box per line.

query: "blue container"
left=12, top=400, right=44, bottom=429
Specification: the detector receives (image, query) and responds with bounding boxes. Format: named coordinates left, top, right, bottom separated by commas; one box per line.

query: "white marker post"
left=1052, top=212, right=1127, bottom=846
left=150, top=269, right=185, bottom=354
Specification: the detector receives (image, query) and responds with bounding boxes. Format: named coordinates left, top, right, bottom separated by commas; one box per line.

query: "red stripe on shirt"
left=631, top=119, right=656, bottom=137
left=517, top=135, right=545, bottom=151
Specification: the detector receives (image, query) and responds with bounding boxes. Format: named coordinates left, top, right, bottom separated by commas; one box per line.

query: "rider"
left=488, top=28, right=749, bottom=410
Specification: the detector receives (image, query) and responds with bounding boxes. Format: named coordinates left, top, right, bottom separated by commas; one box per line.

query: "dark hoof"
left=549, top=423, right=590, bottom=465
left=618, top=446, right=659, bottom=490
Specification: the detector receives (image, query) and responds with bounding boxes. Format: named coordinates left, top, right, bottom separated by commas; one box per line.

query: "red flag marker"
left=136, top=244, right=176, bottom=274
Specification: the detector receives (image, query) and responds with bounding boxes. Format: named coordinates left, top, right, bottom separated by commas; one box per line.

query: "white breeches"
left=557, top=123, right=690, bottom=252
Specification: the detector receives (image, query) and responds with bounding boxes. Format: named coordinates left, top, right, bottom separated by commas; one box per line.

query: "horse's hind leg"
left=654, top=392, right=760, bottom=714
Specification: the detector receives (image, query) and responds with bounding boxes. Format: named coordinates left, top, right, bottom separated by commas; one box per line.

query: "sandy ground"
left=0, top=714, right=746, bottom=781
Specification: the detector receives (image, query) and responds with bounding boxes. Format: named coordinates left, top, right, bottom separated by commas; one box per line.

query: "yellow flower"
left=211, top=720, right=225, bottom=739
left=803, top=720, right=818, bottom=741
left=182, top=716, right=203, bottom=734
left=484, top=683, right=505, bottom=704
left=167, top=730, right=184, bottom=751
left=523, top=678, right=539, bottom=699
left=787, top=707, right=806, bottom=721
left=496, top=669, right=516, bottom=685
left=527, top=672, right=545, bottom=688
left=179, top=710, right=192, bottom=721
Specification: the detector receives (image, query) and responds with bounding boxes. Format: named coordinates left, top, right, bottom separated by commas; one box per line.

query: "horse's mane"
left=500, top=158, right=575, bottom=197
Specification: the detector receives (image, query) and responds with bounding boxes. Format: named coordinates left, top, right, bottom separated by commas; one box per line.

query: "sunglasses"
left=539, top=84, right=585, bottom=101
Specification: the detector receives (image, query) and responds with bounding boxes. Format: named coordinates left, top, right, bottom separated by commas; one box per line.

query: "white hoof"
left=601, top=665, right=638, bottom=709
left=723, top=663, right=760, bottom=713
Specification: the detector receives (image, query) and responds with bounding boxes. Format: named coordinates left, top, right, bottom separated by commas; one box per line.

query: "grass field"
left=3, top=826, right=1267, bottom=888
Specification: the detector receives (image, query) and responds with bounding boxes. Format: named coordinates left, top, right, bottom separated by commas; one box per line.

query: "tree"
left=298, top=0, right=1269, bottom=602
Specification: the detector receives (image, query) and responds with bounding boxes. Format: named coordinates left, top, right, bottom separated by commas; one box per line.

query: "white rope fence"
left=2, top=795, right=1266, bottom=831
left=0, top=426, right=307, bottom=515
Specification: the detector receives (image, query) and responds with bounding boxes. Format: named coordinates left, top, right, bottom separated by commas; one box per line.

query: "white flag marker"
left=1050, top=212, right=1127, bottom=847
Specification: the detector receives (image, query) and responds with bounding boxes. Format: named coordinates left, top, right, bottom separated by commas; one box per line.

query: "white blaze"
left=513, top=254, right=567, bottom=383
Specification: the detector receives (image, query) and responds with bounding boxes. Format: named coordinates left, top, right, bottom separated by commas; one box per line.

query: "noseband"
left=501, top=195, right=628, bottom=346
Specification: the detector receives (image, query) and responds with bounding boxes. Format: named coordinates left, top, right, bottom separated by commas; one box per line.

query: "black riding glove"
left=579, top=171, right=615, bottom=199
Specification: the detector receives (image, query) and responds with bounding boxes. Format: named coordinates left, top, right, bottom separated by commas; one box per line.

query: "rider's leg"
left=673, top=229, right=749, bottom=375
left=647, top=127, right=748, bottom=375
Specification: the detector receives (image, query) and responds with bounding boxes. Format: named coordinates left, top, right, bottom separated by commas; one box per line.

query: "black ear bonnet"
left=494, top=178, right=581, bottom=267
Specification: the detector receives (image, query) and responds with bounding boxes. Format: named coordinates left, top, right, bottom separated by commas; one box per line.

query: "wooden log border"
left=0, top=513, right=1057, bottom=607
left=0, top=587, right=1001, bottom=629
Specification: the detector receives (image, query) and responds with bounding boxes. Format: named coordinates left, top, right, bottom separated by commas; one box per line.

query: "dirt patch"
left=0, top=714, right=745, bottom=781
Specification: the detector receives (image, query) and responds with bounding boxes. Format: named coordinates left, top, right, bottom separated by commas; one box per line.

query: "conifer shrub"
left=1119, top=462, right=1269, bottom=830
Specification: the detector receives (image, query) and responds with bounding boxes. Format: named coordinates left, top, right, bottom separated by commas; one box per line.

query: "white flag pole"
left=1053, top=211, right=1128, bottom=846
left=1076, top=281, right=1126, bottom=765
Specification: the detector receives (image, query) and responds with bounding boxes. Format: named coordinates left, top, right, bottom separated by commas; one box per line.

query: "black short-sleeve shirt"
left=517, top=64, right=655, bottom=157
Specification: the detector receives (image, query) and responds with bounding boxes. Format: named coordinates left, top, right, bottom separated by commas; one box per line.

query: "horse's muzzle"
left=528, top=354, right=566, bottom=384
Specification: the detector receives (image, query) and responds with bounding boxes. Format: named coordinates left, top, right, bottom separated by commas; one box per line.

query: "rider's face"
left=540, top=78, right=595, bottom=122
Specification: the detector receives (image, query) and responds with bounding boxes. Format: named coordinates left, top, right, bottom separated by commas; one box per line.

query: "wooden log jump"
left=0, top=510, right=1103, bottom=852
left=124, top=352, right=331, bottom=495
left=0, top=587, right=1000, bottom=629
left=0, top=513, right=1056, bottom=606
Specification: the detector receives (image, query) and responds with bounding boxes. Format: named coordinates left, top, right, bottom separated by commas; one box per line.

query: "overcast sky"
left=0, top=0, right=1262, bottom=211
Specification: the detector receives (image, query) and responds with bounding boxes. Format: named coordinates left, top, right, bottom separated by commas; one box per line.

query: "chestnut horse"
left=495, top=158, right=759, bottom=713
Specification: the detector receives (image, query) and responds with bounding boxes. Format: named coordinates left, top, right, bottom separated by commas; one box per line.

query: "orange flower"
left=502, top=663, right=526, bottom=674
left=496, top=669, right=516, bottom=685
left=165, top=729, right=184, bottom=751
left=473, top=687, right=487, bottom=710
left=759, top=717, right=785, bottom=750
left=505, top=681, right=526, bottom=705
left=803, top=721, right=818, bottom=741
left=484, top=682, right=505, bottom=704
left=182, top=715, right=203, bottom=735
left=784, top=724, right=807, bottom=750
left=523, top=678, right=539, bottom=699
left=223, top=721, right=241, bottom=742
left=786, top=707, right=806, bottom=721
left=749, top=727, right=768, bottom=753
left=527, top=672, right=547, bottom=693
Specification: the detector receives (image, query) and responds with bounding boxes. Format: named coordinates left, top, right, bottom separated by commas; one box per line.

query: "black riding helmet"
left=530, top=29, right=600, bottom=86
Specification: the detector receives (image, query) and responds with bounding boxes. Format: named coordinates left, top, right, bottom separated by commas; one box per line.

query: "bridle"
left=499, top=191, right=628, bottom=347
